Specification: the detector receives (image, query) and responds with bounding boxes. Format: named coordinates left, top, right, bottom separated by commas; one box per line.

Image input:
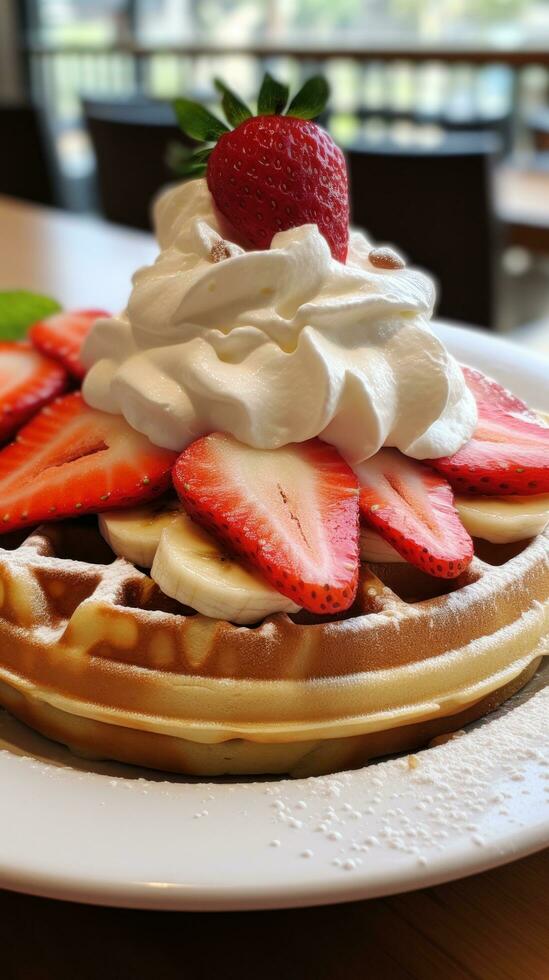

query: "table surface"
left=0, top=194, right=156, bottom=311
left=497, top=159, right=549, bottom=253
left=0, top=194, right=547, bottom=980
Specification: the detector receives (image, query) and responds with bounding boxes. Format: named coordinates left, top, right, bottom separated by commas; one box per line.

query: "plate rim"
left=0, top=809, right=546, bottom=911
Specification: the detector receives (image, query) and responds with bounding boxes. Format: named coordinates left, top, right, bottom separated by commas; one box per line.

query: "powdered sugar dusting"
left=258, top=672, right=548, bottom=872
left=0, top=665, right=546, bottom=894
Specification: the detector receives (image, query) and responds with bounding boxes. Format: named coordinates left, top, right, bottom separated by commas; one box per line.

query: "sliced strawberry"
left=0, top=391, right=177, bottom=532
left=29, top=309, right=108, bottom=380
left=0, top=342, right=68, bottom=444
left=430, top=366, right=549, bottom=495
left=356, top=449, right=473, bottom=579
left=173, top=433, right=360, bottom=614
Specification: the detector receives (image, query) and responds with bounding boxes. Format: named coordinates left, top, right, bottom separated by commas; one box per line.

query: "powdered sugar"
left=0, top=662, right=546, bottom=902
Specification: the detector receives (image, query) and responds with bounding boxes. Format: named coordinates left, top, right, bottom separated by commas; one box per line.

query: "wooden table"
left=0, top=849, right=548, bottom=980
left=497, top=159, right=549, bottom=253
left=0, top=194, right=155, bottom=311
left=0, top=196, right=547, bottom=980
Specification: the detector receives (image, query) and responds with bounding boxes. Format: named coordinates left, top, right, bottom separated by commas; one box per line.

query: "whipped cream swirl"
left=82, top=178, right=477, bottom=463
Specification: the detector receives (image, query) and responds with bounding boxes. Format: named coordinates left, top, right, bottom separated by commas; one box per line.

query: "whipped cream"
left=82, top=178, right=477, bottom=463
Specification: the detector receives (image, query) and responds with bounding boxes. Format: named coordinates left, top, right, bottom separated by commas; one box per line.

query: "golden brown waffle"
left=0, top=520, right=547, bottom=777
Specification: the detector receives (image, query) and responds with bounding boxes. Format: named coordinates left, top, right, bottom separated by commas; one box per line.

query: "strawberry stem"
left=171, top=72, right=331, bottom=179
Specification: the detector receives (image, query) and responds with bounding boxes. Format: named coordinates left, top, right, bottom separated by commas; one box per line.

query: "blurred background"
left=2, top=0, right=549, bottom=340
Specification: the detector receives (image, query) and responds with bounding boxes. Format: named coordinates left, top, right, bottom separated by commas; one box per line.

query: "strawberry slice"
left=29, top=309, right=108, bottom=380
left=0, top=342, right=68, bottom=444
left=0, top=392, right=177, bottom=532
left=356, top=449, right=473, bottom=579
left=430, top=366, right=549, bottom=495
left=173, top=433, right=360, bottom=614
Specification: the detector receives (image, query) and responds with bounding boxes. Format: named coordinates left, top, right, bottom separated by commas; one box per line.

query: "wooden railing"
left=24, top=43, right=549, bottom=146
left=24, top=42, right=549, bottom=64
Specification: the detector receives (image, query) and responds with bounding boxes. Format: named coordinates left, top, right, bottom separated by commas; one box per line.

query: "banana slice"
left=360, top=493, right=549, bottom=559
left=151, top=515, right=301, bottom=624
left=100, top=498, right=300, bottom=621
left=359, top=525, right=405, bottom=563
left=361, top=485, right=549, bottom=561
left=99, top=498, right=182, bottom=567
left=454, top=408, right=549, bottom=544
left=455, top=493, right=549, bottom=544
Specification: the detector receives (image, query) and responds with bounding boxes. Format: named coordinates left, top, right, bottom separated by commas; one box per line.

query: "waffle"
left=0, top=519, right=547, bottom=777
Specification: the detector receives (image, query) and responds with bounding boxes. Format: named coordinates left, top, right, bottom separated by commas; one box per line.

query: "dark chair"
left=419, top=111, right=511, bottom=157
left=83, top=98, right=193, bottom=230
left=328, top=108, right=512, bottom=156
left=0, top=101, right=57, bottom=205
left=346, top=133, right=500, bottom=328
left=526, top=108, right=549, bottom=152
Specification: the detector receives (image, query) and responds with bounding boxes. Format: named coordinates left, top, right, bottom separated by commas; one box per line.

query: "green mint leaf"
left=214, top=78, right=252, bottom=128
left=173, top=97, right=228, bottom=142
left=0, top=291, right=61, bottom=340
left=287, top=75, right=330, bottom=120
left=257, top=73, right=289, bottom=115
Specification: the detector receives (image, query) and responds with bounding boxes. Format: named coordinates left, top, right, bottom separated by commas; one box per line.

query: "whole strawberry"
left=173, top=74, right=349, bottom=262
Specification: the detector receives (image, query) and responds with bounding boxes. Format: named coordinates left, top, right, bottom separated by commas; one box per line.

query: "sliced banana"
left=360, top=492, right=549, bottom=559
left=151, top=515, right=300, bottom=624
left=360, top=473, right=549, bottom=561
left=453, top=408, right=549, bottom=543
left=455, top=494, right=549, bottom=544
left=100, top=498, right=301, bottom=622
left=359, top=525, right=405, bottom=563
left=99, top=498, right=182, bottom=568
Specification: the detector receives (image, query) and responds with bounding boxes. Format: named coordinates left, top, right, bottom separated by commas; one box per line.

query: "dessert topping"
left=174, top=74, right=349, bottom=262
left=0, top=290, right=61, bottom=341
left=151, top=511, right=301, bottom=623
left=210, top=239, right=233, bottom=263
left=82, top=75, right=477, bottom=465
left=430, top=366, right=549, bottom=494
left=369, top=247, right=405, bottom=270
left=356, top=448, right=474, bottom=578
left=30, top=309, right=108, bottom=380
left=0, top=342, right=68, bottom=444
left=82, top=178, right=477, bottom=464
left=173, top=432, right=360, bottom=614
left=0, top=391, right=177, bottom=531
left=454, top=492, right=549, bottom=544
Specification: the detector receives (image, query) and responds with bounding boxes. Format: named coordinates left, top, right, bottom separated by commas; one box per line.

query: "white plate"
left=0, top=322, right=547, bottom=910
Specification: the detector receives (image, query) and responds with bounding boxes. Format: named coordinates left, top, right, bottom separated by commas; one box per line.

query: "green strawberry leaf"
left=257, top=73, right=289, bottom=115
left=173, top=97, right=229, bottom=142
left=287, top=75, right=330, bottom=120
left=180, top=161, right=208, bottom=179
left=166, top=140, right=190, bottom=174
left=0, top=291, right=61, bottom=340
left=188, top=145, right=214, bottom=164
left=166, top=141, right=213, bottom=177
left=214, top=78, right=252, bottom=128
